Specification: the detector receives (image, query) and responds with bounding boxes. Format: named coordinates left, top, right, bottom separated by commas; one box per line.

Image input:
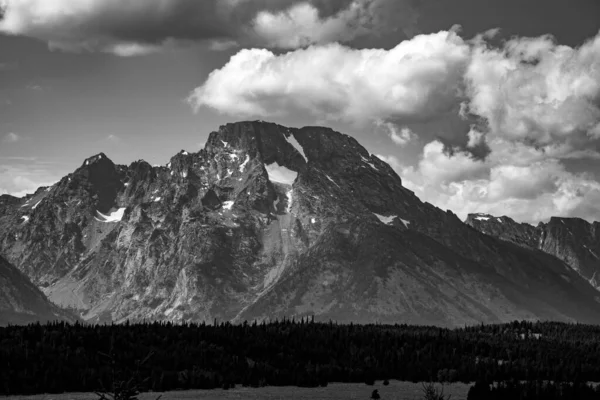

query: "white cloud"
left=397, top=137, right=600, bottom=223
left=0, top=163, right=60, bottom=198
left=251, top=2, right=360, bottom=49
left=0, top=0, right=420, bottom=55
left=190, top=30, right=471, bottom=125
left=466, top=128, right=484, bottom=148
left=464, top=32, right=600, bottom=151
left=376, top=122, right=417, bottom=146
left=248, top=0, right=420, bottom=49
left=401, top=141, right=487, bottom=187
left=191, top=28, right=600, bottom=152
left=1, top=132, right=20, bottom=143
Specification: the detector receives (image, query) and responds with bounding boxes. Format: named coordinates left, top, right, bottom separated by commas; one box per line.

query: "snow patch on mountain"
left=223, top=201, right=234, bottom=210
left=400, top=218, right=410, bottom=228
left=265, top=162, right=297, bottom=185
left=374, top=213, right=396, bottom=225
left=21, top=216, right=29, bottom=223
left=240, top=155, right=250, bottom=172
left=95, top=208, right=126, bottom=223
left=361, top=156, right=378, bottom=171
left=475, top=216, right=490, bottom=221
left=325, top=175, right=340, bottom=188
left=584, top=245, right=599, bottom=260
left=287, top=189, right=293, bottom=213
left=285, top=133, right=307, bottom=162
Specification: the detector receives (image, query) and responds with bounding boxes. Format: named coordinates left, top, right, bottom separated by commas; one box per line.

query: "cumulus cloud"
left=0, top=0, right=421, bottom=55
left=464, top=31, right=600, bottom=152
left=407, top=30, right=600, bottom=223
left=397, top=138, right=600, bottom=223
left=191, top=27, right=600, bottom=149
left=190, top=29, right=471, bottom=124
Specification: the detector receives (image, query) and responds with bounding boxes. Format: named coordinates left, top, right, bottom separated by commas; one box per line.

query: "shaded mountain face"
left=466, top=213, right=600, bottom=290
left=0, top=255, right=76, bottom=326
left=1, top=121, right=600, bottom=327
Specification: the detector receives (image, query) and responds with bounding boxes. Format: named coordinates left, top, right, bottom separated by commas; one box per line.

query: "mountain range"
left=466, top=213, right=600, bottom=290
left=1, top=121, right=600, bottom=327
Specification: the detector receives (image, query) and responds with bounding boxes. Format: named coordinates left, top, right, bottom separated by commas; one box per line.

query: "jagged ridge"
left=466, top=213, right=600, bottom=289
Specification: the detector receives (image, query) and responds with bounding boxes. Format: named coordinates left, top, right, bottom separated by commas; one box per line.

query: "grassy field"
left=3, top=381, right=471, bottom=400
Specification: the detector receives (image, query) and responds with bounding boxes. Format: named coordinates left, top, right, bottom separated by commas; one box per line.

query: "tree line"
left=2, top=319, right=600, bottom=395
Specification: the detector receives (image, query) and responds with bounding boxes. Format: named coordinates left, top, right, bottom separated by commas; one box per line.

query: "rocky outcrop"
left=1, top=121, right=600, bottom=327
left=466, top=213, right=600, bottom=289
left=0, top=255, right=76, bottom=326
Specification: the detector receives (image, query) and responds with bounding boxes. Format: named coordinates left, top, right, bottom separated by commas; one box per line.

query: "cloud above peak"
left=189, top=30, right=471, bottom=124
left=0, top=0, right=421, bottom=55
left=191, top=28, right=600, bottom=147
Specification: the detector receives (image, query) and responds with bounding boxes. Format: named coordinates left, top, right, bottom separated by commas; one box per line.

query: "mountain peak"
left=81, top=152, right=111, bottom=167
left=72, top=152, right=122, bottom=213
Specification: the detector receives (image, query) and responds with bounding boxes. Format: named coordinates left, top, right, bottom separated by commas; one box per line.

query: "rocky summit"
left=466, top=213, right=600, bottom=290
left=1, top=121, right=600, bottom=327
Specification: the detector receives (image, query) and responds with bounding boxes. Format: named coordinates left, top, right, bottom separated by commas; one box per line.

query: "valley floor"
left=2, top=381, right=471, bottom=400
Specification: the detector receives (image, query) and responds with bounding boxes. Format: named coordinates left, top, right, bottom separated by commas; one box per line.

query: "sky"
left=0, top=0, right=599, bottom=224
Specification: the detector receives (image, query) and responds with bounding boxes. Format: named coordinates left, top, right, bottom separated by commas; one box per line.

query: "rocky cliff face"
left=1, top=121, right=600, bottom=327
left=0, top=255, right=76, bottom=326
left=466, top=213, right=600, bottom=289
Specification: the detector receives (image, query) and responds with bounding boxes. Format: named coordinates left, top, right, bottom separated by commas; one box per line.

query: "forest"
left=2, top=319, right=600, bottom=395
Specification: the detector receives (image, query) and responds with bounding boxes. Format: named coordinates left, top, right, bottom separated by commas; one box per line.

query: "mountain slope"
left=1, top=121, right=600, bottom=327
left=466, top=213, right=600, bottom=289
left=0, top=254, right=76, bottom=326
